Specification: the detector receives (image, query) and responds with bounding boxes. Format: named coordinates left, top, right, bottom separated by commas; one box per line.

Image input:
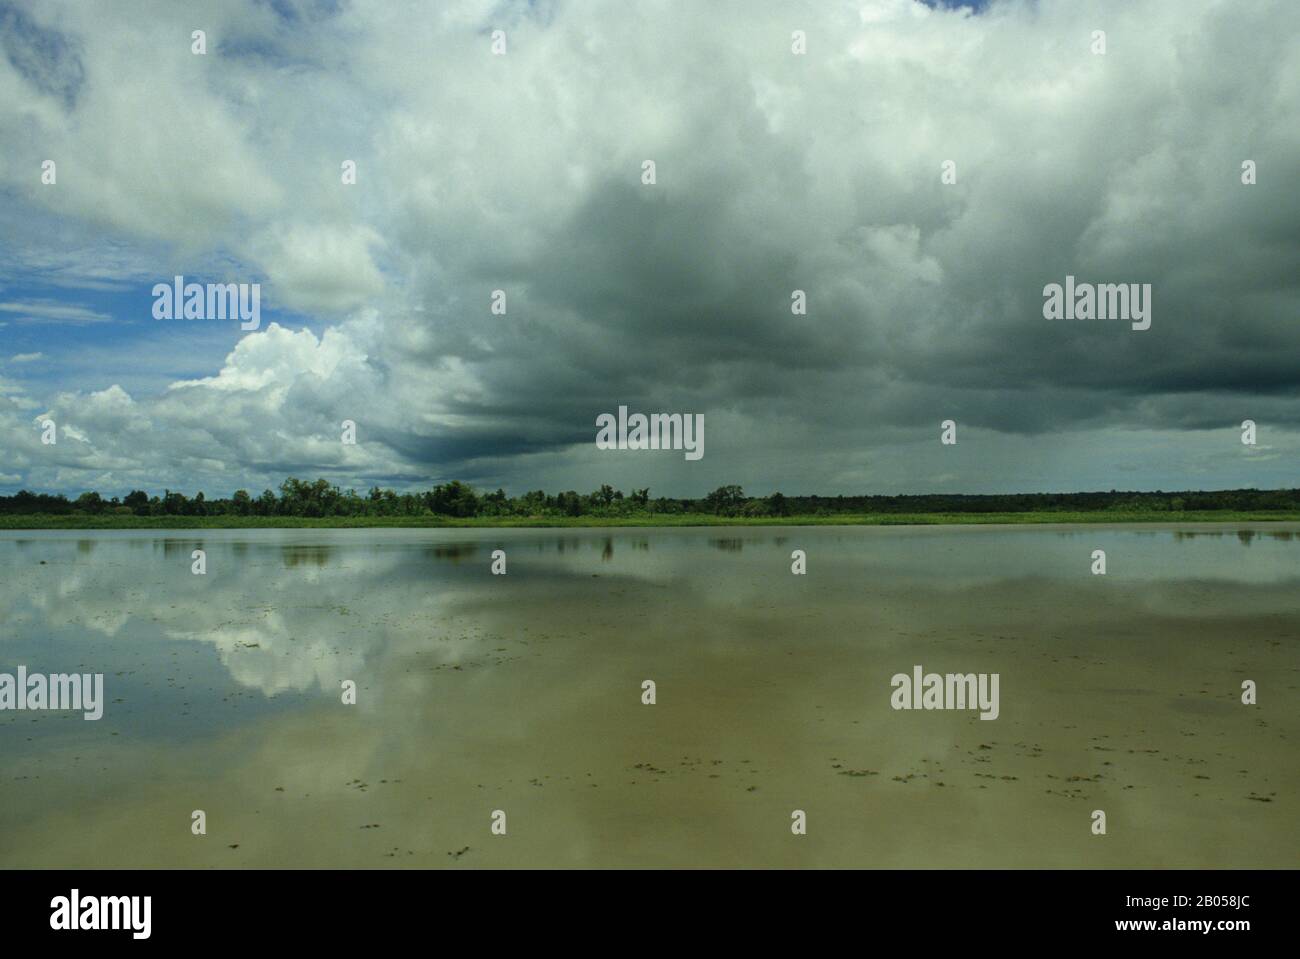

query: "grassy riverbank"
left=4, top=510, right=1300, bottom=530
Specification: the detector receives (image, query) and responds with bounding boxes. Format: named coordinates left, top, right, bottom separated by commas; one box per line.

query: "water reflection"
left=1171, top=528, right=1297, bottom=542
left=161, top=538, right=204, bottom=558
left=281, top=544, right=335, bottom=567
left=428, top=543, right=480, bottom=562
left=1, top=525, right=1297, bottom=869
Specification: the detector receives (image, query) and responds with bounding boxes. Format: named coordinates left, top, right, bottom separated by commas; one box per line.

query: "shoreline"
left=3, top=510, right=1300, bottom=531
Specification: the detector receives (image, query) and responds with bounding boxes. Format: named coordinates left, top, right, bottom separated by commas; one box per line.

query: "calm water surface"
left=1, top=525, right=1296, bottom=867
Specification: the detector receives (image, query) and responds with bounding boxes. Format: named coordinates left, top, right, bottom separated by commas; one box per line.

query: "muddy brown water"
left=1, top=525, right=1295, bottom=867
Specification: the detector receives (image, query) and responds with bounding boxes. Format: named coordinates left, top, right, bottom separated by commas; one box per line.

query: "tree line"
left=2, top=479, right=1299, bottom=518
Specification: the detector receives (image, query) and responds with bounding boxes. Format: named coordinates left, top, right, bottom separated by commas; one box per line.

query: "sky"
left=0, top=0, right=1296, bottom=499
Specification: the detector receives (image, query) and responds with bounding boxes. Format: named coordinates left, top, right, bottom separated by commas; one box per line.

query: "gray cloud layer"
left=1, top=0, right=1297, bottom=496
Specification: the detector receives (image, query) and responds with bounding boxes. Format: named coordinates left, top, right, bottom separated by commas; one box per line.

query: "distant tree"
left=280, top=478, right=312, bottom=515
left=517, top=490, right=547, bottom=516
left=341, top=488, right=364, bottom=516
left=74, top=491, right=105, bottom=514
left=704, top=485, right=745, bottom=516
left=428, top=481, right=479, bottom=517
left=257, top=489, right=277, bottom=516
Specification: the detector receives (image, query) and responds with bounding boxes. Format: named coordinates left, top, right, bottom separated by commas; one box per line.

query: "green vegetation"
left=3, top=478, right=1300, bottom=528
left=4, top=511, right=1300, bottom=530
